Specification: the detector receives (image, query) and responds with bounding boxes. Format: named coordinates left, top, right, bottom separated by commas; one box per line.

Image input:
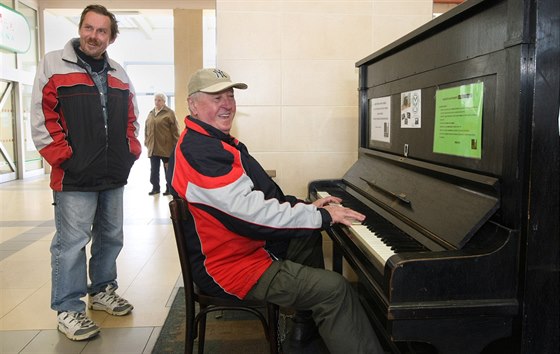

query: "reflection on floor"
left=0, top=159, right=181, bottom=354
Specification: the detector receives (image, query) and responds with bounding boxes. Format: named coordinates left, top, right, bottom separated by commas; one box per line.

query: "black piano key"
left=322, top=188, right=428, bottom=254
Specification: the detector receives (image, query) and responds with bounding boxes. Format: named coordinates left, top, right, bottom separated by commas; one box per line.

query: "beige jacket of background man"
left=144, top=105, right=180, bottom=158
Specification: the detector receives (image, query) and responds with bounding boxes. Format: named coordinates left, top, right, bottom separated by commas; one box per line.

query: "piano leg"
left=332, top=242, right=343, bottom=274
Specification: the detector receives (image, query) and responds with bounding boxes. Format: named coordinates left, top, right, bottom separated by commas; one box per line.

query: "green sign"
left=433, top=82, right=484, bottom=159
left=0, top=4, right=31, bottom=53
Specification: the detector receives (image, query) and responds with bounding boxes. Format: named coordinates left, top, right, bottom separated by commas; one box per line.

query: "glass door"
left=21, top=83, right=43, bottom=173
left=0, top=80, right=17, bottom=182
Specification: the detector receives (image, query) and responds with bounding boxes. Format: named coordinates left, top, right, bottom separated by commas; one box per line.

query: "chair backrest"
left=169, top=198, right=197, bottom=300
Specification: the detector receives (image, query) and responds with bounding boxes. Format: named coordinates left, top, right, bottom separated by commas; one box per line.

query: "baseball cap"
left=188, top=68, right=248, bottom=96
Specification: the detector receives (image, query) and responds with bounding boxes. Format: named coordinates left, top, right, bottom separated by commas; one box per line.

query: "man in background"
left=144, top=92, right=179, bottom=196
left=31, top=4, right=140, bottom=341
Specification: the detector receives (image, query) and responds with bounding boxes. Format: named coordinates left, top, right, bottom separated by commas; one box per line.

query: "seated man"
left=167, top=68, right=384, bottom=354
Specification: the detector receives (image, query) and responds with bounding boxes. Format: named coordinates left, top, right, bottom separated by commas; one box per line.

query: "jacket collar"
left=153, top=105, right=170, bottom=115
left=186, top=116, right=238, bottom=146
left=62, top=38, right=115, bottom=72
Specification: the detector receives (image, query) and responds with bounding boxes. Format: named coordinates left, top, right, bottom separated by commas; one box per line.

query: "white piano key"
left=318, top=189, right=395, bottom=270
left=348, top=224, right=396, bottom=268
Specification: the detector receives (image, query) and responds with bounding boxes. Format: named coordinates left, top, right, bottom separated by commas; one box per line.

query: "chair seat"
left=194, top=286, right=269, bottom=307
left=169, top=198, right=279, bottom=354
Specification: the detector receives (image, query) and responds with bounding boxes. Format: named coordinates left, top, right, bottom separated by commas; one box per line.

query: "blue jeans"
left=51, top=187, right=124, bottom=312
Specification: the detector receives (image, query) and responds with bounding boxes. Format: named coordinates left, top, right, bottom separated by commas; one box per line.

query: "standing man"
left=144, top=92, right=179, bottom=196
left=167, top=68, right=384, bottom=353
left=31, top=4, right=140, bottom=341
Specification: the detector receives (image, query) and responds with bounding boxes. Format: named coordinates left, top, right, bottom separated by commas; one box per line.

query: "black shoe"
left=163, top=190, right=171, bottom=196
left=287, top=316, right=320, bottom=345
left=283, top=317, right=326, bottom=354
left=148, top=190, right=160, bottom=195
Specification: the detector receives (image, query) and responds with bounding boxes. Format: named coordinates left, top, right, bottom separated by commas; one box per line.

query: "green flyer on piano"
left=433, top=82, right=484, bottom=159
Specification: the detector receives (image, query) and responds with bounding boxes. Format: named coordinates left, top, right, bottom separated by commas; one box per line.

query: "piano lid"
left=343, top=149, right=500, bottom=250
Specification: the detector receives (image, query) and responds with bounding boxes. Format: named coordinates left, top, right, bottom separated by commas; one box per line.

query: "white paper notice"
left=369, top=96, right=391, bottom=143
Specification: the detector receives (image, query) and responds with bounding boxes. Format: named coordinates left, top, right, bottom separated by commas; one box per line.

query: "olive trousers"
left=245, top=232, right=384, bottom=354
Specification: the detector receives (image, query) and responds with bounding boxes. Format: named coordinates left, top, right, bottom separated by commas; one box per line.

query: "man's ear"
left=187, top=97, right=197, bottom=115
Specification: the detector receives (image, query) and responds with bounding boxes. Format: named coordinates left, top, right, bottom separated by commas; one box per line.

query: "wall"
left=173, top=9, right=203, bottom=122
left=216, top=0, right=433, bottom=198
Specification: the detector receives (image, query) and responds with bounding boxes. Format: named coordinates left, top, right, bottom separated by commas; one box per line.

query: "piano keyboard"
left=317, top=190, right=396, bottom=267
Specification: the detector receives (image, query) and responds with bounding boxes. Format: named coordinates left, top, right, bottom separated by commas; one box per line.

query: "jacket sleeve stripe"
left=186, top=174, right=322, bottom=230
left=31, top=70, right=74, bottom=166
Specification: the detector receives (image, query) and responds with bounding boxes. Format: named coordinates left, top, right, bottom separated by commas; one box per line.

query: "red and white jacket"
left=169, top=116, right=331, bottom=299
left=31, top=39, right=141, bottom=191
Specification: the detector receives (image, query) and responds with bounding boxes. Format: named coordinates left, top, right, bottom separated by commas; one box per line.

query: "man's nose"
left=89, top=31, right=100, bottom=40
left=223, top=97, right=235, bottom=108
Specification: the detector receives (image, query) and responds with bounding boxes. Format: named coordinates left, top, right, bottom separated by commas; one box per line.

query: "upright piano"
left=308, top=0, right=559, bottom=353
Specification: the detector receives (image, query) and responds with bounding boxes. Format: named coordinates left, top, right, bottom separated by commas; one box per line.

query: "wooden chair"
left=169, top=198, right=280, bottom=354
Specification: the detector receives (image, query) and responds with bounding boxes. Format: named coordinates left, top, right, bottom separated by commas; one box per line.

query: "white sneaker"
left=57, top=311, right=100, bottom=341
left=88, top=284, right=133, bottom=316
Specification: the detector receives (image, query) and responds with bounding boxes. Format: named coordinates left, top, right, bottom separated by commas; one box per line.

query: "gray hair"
left=154, top=92, right=167, bottom=102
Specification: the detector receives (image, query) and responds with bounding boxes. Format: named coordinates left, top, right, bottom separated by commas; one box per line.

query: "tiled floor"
left=0, top=159, right=182, bottom=354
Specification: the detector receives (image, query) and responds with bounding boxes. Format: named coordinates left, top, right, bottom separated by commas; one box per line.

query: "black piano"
left=308, top=0, right=559, bottom=353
